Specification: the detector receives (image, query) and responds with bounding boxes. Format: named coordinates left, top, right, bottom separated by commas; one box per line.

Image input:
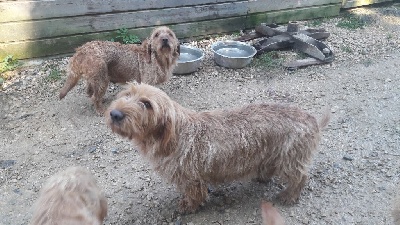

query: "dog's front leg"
left=178, top=180, right=208, bottom=213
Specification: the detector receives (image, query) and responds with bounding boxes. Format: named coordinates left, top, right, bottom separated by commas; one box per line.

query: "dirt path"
left=1, top=4, right=400, bottom=225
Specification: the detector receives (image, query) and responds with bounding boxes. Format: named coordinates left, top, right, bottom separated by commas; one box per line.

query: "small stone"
left=342, top=156, right=353, bottom=161
left=0, top=160, right=16, bottom=169
left=87, top=146, right=97, bottom=153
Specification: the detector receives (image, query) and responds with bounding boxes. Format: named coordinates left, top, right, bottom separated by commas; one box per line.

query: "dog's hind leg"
left=256, top=165, right=276, bottom=184
left=59, top=68, right=81, bottom=100
left=89, top=61, right=109, bottom=115
left=277, top=171, right=308, bottom=204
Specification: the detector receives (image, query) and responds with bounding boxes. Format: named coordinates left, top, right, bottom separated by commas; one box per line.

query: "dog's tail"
left=59, top=67, right=81, bottom=100
left=318, top=108, right=331, bottom=130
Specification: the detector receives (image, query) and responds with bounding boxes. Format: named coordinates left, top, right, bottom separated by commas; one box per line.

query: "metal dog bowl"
left=173, top=45, right=204, bottom=74
left=211, top=41, right=257, bottom=69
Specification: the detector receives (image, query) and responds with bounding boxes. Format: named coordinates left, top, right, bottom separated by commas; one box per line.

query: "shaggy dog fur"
left=59, top=26, right=179, bottom=114
left=394, top=185, right=400, bottom=225
left=30, top=166, right=107, bottom=225
left=261, top=201, right=286, bottom=225
left=105, top=83, right=330, bottom=213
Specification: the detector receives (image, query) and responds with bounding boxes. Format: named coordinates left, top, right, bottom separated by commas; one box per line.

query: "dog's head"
left=147, top=26, right=180, bottom=60
left=30, top=167, right=108, bottom=225
left=105, top=83, right=176, bottom=153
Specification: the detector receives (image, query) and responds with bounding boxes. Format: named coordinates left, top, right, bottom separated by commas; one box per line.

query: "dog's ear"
left=172, top=43, right=180, bottom=59
left=156, top=115, right=175, bottom=156
left=147, top=44, right=152, bottom=63
left=142, top=39, right=151, bottom=63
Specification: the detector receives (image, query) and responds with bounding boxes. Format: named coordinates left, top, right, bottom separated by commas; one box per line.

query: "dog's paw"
left=178, top=199, right=198, bottom=215
left=277, top=192, right=299, bottom=205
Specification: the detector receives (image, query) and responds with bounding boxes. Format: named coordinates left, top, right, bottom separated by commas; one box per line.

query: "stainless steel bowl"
left=211, top=41, right=257, bottom=69
left=173, top=45, right=204, bottom=75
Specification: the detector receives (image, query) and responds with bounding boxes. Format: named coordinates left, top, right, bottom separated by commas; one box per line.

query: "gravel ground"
left=1, top=4, right=400, bottom=225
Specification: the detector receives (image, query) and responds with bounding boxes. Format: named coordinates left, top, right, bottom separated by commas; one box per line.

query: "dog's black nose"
left=162, top=38, right=169, bottom=44
left=110, top=109, right=125, bottom=122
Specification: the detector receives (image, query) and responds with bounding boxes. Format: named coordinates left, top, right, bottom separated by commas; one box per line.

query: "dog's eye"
left=140, top=100, right=152, bottom=109
left=155, top=32, right=159, bottom=37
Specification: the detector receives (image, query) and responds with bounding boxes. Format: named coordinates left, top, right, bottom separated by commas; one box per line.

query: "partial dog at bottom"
left=30, top=166, right=107, bottom=225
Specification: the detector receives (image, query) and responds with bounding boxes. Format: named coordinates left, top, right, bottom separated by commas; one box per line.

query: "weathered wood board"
left=342, top=0, right=393, bottom=8
left=0, top=4, right=340, bottom=59
left=0, top=0, right=344, bottom=59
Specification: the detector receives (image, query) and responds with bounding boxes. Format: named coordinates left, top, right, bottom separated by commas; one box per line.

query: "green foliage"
left=341, top=45, right=353, bottom=53
left=306, top=17, right=328, bottom=27
left=362, top=58, right=374, bottom=67
left=296, top=51, right=309, bottom=60
left=336, top=13, right=366, bottom=29
left=46, top=68, right=62, bottom=81
left=110, top=28, right=141, bottom=44
left=230, top=31, right=241, bottom=37
left=252, top=51, right=283, bottom=69
left=0, top=55, right=20, bottom=74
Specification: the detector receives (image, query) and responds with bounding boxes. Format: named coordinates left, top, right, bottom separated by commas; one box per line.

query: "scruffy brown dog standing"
left=30, top=166, right=107, bottom=225
left=105, top=83, right=330, bottom=213
left=59, top=26, right=180, bottom=114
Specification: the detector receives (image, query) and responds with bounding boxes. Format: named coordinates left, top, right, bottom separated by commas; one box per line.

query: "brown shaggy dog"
left=105, top=83, right=330, bottom=213
left=30, top=166, right=107, bottom=225
left=394, top=185, right=400, bottom=225
left=261, top=201, right=286, bottom=225
left=59, top=26, right=180, bottom=114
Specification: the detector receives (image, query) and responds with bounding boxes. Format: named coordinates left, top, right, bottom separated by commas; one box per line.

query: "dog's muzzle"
left=110, top=109, right=125, bottom=122
left=162, top=38, right=170, bottom=48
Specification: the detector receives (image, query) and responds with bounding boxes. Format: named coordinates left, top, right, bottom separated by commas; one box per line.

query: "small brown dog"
left=30, top=166, right=107, bottom=225
left=105, top=83, right=329, bottom=213
left=261, top=201, right=286, bottom=225
left=59, top=26, right=180, bottom=114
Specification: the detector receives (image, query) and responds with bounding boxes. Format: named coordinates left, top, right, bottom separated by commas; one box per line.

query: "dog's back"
left=59, top=41, right=141, bottom=99
left=30, top=166, right=107, bottom=225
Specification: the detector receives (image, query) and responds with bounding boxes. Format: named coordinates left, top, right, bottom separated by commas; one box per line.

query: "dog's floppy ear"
left=172, top=43, right=180, bottom=59
left=147, top=44, right=152, bottom=63
left=161, top=116, right=175, bottom=147
left=142, top=39, right=152, bottom=63
left=155, top=114, right=175, bottom=156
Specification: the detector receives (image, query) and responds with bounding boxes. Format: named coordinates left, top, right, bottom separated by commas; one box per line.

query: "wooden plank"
left=0, top=2, right=249, bottom=43
left=248, top=0, right=341, bottom=13
left=0, top=0, right=343, bottom=43
left=0, top=0, right=242, bottom=23
left=342, top=0, right=393, bottom=8
left=246, top=4, right=340, bottom=27
left=0, top=4, right=340, bottom=59
left=0, top=0, right=342, bottom=23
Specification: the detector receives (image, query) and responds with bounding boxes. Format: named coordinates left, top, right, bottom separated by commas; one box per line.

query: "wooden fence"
left=0, top=0, right=392, bottom=59
left=342, top=0, right=393, bottom=8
